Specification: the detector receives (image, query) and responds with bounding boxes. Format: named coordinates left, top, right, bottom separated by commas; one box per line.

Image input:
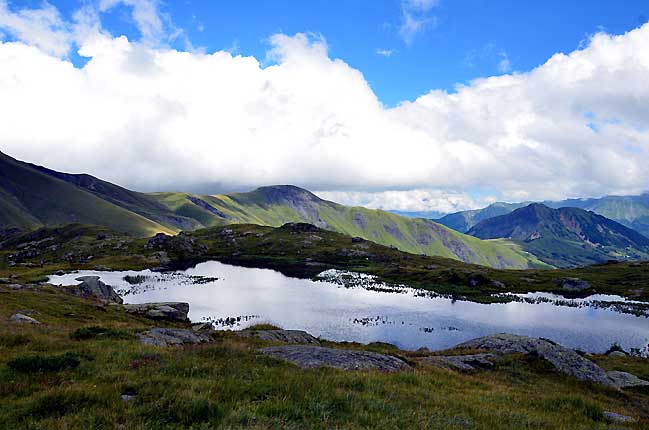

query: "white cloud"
left=497, top=50, right=511, bottom=73
left=399, top=0, right=439, bottom=45
left=0, top=0, right=72, bottom=57
left=316, top=190, right=496, bottom=213
left=1, top=2, right=649, bottom=210
left=376, top=48, right=394, bottom=57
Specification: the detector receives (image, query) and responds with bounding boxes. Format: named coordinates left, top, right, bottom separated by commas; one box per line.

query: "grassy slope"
left=148, top=190, right=548, bottom=269
left=0, top=153, right=173, bottom=237
left=0, top=285, right=648, bottom=429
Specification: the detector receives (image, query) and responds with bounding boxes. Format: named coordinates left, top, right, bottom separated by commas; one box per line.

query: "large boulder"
left=238, top=329, right=320, bottom=345
left=457, top=333, right=614, bottom=386
left=138, top=328, right=213, bottom=346
left=123, top=302, right=189, bottom=322
left=73, top=276, right=123, bottom=304
left=259, top=345, right=410, bottom=372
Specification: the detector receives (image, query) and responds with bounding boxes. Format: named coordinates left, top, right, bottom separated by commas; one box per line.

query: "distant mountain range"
left=467, top=203, right=649, bottom=267
left=436, top=195, right=649, bottom=238
left=0, top=152, right=548, bottom=269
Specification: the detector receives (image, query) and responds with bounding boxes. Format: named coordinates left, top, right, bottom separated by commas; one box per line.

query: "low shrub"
left=8, top=352, right=81, bottom=372
left=70, top=325, right=132, bottom=341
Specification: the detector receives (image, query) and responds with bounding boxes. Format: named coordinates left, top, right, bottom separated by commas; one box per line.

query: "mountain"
left=0, top=152, right=546, bottom=269
left=0, top=152, right=174, bottom=236
left=437, top=195, right=649, bottom=238
left=149, top=186, right=547, bottom=269
left=467, top=203, right=649, bottom=267
left=435, top=202, right=528, bottom=233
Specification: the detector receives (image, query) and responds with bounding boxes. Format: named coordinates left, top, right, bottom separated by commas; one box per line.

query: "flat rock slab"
left=607, top=370, right=649, bottom=389
left=9, top=313, right=41, bottom=324
left=259, top=345, right=410, bottom=372
left=124, top=302, right=189, bottom=322
left=238, top=329, right=320, bottom=345
left=421, top=353, right=495, bottom=371
left=138, top=328, right=213, bottom=347
left=457, top=333, right=614, bottom=387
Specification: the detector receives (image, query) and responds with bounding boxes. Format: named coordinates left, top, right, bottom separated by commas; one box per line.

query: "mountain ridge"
left=467, top=203, right=649, bottom=267
left=0, top=152, right=546, bottom=269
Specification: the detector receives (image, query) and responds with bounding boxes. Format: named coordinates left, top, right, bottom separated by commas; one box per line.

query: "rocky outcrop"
left=138, top=327, right=213, bottom=347
left=238, top=329, right=320, bottom=344
left=9, top=313, right=41, bottom=324
left=556, top=277, right=591, bottom=292
left=72, top=276, right=123, bottom=304
left=123, top=302, right=189, bottom=322
left=421, top=353, right=495, bottom=372
left=607, top=370, right=649, bottom=389
left=259, top=345, right=410, bottom=371
left=456, top=333, right=613, bottom=386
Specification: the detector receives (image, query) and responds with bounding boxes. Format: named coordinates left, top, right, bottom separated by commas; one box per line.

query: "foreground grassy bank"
left=1, top=284, right=648, bottom=429
left=2, top=223, right=649, bottom=303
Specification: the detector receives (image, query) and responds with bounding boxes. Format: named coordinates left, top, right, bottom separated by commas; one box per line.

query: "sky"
left=0, top=0, right=648, bottom=214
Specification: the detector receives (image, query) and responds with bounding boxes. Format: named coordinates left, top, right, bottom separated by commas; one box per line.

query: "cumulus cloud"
left=1, top=2, right=649, bottom=212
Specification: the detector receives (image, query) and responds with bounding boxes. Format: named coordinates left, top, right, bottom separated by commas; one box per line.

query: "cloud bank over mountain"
left=1, top=1, right=648, bottom=212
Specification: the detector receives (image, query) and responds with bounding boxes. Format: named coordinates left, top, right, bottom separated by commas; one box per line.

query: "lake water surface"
left=48, top=261, right=649, bottom=353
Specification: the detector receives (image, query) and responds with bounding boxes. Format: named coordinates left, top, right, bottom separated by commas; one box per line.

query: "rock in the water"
left=421, top=353, right=495, bottom=371
left=457, top=333, right=613, bottom=386
left=238, top=329, right=320, bottom=345
left=73, top=276, right=123, bottom=304
left=123, top=302, right=189, bottom=322
left=9, top=313, right=41, bottom=324
left=607, top=370, right=649, bottom=389
left=259, top=345, right=410, bottom=371
left=556, top=277, right=590, bottom=292
left=602, top=411, right=636, bottom=423
left=138, top=327, right=213, bottom=346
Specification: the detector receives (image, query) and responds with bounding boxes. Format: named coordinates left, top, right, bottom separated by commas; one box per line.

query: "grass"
left=1, top=283, right=648, bottom=429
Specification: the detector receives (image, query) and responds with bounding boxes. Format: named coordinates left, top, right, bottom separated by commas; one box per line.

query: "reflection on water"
left=49, top=261, right=649, bottom=353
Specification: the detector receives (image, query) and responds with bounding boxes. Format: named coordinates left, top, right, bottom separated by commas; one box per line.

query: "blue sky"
left=1, top=0, right=649, bottom=212
left=39, top=0, right=649, bottom=106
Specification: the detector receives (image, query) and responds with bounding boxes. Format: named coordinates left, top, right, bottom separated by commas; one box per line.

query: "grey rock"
left=457, top=333, right=613, bottom=386
left=607, top=350, right=627, bottom=358
left=9, top=313, right=41, bottom=324
left=238, top=329, right=320, bottom=345
left=421, top=353, right=495, bottom=371
left=138, top=327, right=213, bottom=347
left=602, top=411, right=636, bottom=423
left=0, top=277, right=11, bottom=284
left=123, top=302, right=189, bottom=322
left=191, top=322, right=213, bottom=332
left=556, top=277, right=590, bottom=291
left=607, top=370, right=649, bottom=389
left=121, top=394, right=136, bottom=402
left=73, top=276, right=123, bottom=304
left=259, top=345, right=410, bottom=371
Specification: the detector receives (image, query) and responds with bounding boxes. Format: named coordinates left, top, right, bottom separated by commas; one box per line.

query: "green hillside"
left=468, top=203, right=649, bottom=267
left=149, top=186, right=549, bottom=269
left=0, top=152, right=173, bottom=237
